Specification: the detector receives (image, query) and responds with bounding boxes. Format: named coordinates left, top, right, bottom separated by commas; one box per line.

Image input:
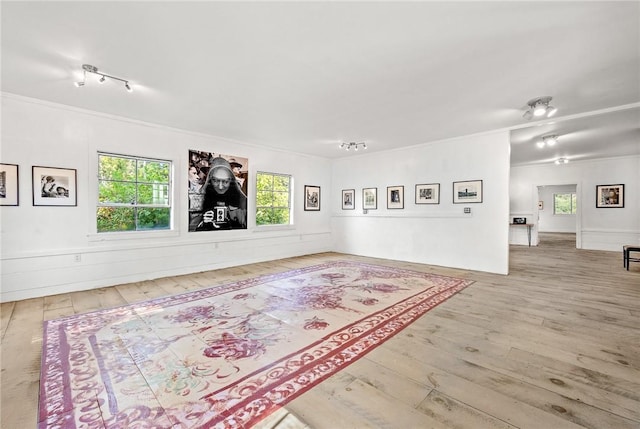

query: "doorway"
left=536, top=184, right=578, bottom=248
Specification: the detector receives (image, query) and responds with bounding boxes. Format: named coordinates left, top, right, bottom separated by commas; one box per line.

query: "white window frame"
left=553, top=192, right=577, bottom=215
left=255, top=171, right=293, bottom=228
left=96, top=152, right=173, bottom=234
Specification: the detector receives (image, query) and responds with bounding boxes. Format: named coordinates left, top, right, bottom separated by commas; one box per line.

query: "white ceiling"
left=2, top=1, right=639, bottom=163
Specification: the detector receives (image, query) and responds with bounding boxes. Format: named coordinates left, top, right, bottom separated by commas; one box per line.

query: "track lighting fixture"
left=523, top=96, right=557, bottom=120
left=74, top=64, right=133, bottom=93
left=339, top=142, right=367, bottom=151
left=537, top=134, right=559, bottom=148
left=554, top=157, right=569, bottom=165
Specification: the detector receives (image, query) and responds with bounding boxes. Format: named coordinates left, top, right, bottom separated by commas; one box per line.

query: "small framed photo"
left=453, top=180, right=483, bottom=204
left=415, top=183, right=440, bottom=205
left=304, top=185, right=321, bottom=211
left=387, top=185, right=404, bottom=209
left=342, top=189, right=355, bottom=210
left=596, top=184, right=624, bottom=208
left=362, top=187, right=377, bottom=210
left=33, top=166, right=77, bottom=206
left=0, top=163, right=19, bottom=206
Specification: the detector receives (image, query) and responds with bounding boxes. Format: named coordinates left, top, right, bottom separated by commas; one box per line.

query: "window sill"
left=253, top=224, right=296, bottom=233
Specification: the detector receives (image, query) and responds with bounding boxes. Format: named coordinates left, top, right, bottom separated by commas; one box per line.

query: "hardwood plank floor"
left=1, top=233, right=639, bottom=428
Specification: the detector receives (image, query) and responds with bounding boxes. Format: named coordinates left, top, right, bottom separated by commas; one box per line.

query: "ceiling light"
left=554, top=157, right=569, bottom=165
left=74, top=64, right=133, bottom=93
left=340, top=142, right=367, bottom=151
left=523, top=96, right=557, bottom=120
left=536, top=141, right=546, bottom=148
left=533, top=105, right=547, bottom=117
left=542, top=134, right=558, bottom=146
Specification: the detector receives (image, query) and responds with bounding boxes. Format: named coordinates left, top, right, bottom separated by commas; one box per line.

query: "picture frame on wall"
left=187, top=150, right=249, bottom=232
left=596, top=184, right=624, bottom=208
left=362, top=187, right=377, bottom=210
left=342, top=189, right=355, bottom=210
left=0, top=163, right=19, bottom=206
left=387, top=185, right=404, bottom=209
left=304, top=185, right=321, bottom=211
left=33, top=166, right=77, bottom=206
left=453, top=179, right=483, bottom=204
left=415, top=183, right=440, bottom=205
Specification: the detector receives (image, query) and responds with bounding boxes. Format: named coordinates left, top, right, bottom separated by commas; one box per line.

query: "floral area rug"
left=39, top=261, right=474, bottom=428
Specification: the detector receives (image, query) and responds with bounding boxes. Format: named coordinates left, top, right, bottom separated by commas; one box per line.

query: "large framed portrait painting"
left=188, top=150, right=248, bottom=231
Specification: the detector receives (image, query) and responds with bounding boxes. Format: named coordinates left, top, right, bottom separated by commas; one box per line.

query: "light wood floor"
left=2, top=233, right=639, bottom=428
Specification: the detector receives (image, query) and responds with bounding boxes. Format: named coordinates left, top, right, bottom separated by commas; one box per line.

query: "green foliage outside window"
left=553, top=193, right=577, bottom=215
left=256, top=172, right=291, bottom=226
left=97, top=153, right=172, bottom=232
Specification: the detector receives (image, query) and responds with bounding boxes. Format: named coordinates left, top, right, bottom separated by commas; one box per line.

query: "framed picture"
left=187, top=150, right=249, bottom=231
left=0, top=163, right=19, bottom=206
left=304, top=185, right=321, bottom=211
left=33, top=166, right=77, bottom=206
left=387, top=185, right=404, bottom=209
left=415, top=183, right=440, bottom=205
left=453, top=180, right=483, bottom=204
left=596, top=184, right=624, bottom=208
left=362, top=187, right=377, bottom=210
left=342, top=189, right=355, bottom=210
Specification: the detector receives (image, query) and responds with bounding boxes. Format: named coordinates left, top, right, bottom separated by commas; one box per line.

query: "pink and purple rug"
left=39, top=261, right=473, bottom=428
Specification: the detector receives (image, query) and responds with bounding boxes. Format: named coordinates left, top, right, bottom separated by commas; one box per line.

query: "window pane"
left=273, top=208, right=290, bottom=224
left=554, top=193, right=575, bottom=215
left=97, top=207, right=135, bottom=232
left=273, top=191, right=289, bottom=207
left=571, top=194, right=577, bottom=214
left=137, top=160, right=170, bottom=183
left=256, top=208, right=272, bottom=226
left=256, top=208, right=290, bottom=226
left=99, top=181, right=136, bottom=204
left=256, top=173, right=273, bottom=191
left=136, top=207, right=170, bottom=230
left=273, top=175, right=289, bottom=192
left=99, top=155, right=135, bottom=181
left=138, top=183, right=169, bottom=205
left=256, top=190, right=274, bottom=207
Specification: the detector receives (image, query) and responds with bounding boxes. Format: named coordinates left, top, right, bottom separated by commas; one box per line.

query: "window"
left=256, top=172, right=292, bottom=226
left=97, top=153, right=172, bottom=232
left=553, top=192, right=577, bottom=215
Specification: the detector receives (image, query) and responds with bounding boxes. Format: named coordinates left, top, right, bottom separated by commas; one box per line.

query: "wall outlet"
left=74, top=254, right=81, bottom=262
left=464, top=207, right=471, bottom=214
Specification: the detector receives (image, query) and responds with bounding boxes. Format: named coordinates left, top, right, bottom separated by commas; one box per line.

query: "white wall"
left=331, top=131, right=511, bottom=275
left=537, top=184, right=577, bottom=233
left=0, top=94, right=333, bottom=302
left=510, top=156, right=640, bottom=251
